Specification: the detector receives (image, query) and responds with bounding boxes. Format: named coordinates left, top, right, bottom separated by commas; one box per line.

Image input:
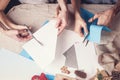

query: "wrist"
left=58, top=0, right=68, bottom=12
left=61, top=5, right=68, bottom=13
left=75, top=12, right=82, bottom=20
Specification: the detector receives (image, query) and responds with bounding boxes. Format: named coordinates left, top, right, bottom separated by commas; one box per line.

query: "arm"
left=71, top=0, right=81, bottom=19
left=56, top=0, right=68, bottom=35
left=0, top=0, right=22, bottom=30
left=0, top=0, right=32, bottom=41
left=71, top=0, right=88, bottom=37
left=0, top=0, right=10, bottom=31
left=57, top=0, right=67, bottom=12
left=89, top=0, right=120, bottom=27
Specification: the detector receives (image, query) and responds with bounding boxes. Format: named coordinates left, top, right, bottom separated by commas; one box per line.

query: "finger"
left=18, top=35, right=32, bottom=42
left=18, top=38, right=28, bottom=42
left=57, top=26, right=64, bottom=36
left=74, top=27, right=84, bottom=37
left=56, top=19, right=61, bottom=28
left=27, top=34, right=33, bottom=39
left=82, top=24, right=88, bottom=35
left=27, top=26, right=32, bottom=30
left=88, top=14, right=99, bottom=22
left=79, top=29, right=84, bottom=37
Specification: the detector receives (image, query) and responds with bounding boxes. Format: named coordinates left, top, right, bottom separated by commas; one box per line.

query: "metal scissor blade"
left=32, top=35, right=44, bottom=46
left=25, top=25, right=44, bottom=46
left=85, top=40, right=89, bottom=46
left=83, top=33, right=89, bottom=47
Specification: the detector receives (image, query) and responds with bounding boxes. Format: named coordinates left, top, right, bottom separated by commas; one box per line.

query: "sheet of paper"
left=23, top=20, right=58, bottom=69
left=22, top=27, right=80, bottom=75
left=0, top=48, right=42, bottom=80
left=87, top=24, right=111, bottom=43
left=23, top=27, right=104, bottom=79
left=35, top=30, right=81, bottom=76
left=55, top=30, right=103, bottom=78
left=42, top=30, right=103, bottom=79
left=55, top=29, right=83, bottom=55
left=74, top=42, right=103, bottom=79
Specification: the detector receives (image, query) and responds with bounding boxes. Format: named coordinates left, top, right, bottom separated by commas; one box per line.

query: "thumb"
left=88, top=14, right=99, bottom=22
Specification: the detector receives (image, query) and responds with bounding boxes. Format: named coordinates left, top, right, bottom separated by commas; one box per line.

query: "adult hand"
left=74, top=17, right=88, bottom=37
left=4, top=25, right=32, bottom=42
left=56, top=5, right=68, bottom=35
left=89, top=8, right=114, bottom=27
left=4, top=29, right=32, bottom=42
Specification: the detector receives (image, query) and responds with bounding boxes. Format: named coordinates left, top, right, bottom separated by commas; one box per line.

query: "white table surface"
left=0, top=48, right=42, bottom=80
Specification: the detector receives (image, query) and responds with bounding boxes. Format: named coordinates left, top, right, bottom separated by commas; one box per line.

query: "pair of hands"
left=56, top=7, right=114, bottom=37
left=4, top=25, right=32, bottom=42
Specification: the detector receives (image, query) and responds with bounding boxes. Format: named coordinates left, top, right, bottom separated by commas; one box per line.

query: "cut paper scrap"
left=87, top=24, right=111, bottom=43
left=23, top=20, right=58, bottom=69
left=80, top=8, right=111, bottom=43
left=20, top=49, right=33, bottom=60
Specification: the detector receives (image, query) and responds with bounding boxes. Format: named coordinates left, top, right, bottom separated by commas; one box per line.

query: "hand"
left=56, top=5, right=68, bottom=35
left=74, top=17, right=88, bottom=37
left=89, top=8, right=114, bottom=27
left=4, top=29, right=32, bottom=42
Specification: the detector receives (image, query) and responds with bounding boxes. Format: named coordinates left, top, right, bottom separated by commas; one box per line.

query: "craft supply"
left=61, top=66, right=70, bottom=74
left=74, top=70, right=87, bottom=78
left=25, top=25, right=44, bottom=46
left=111, top=70, right=120, bottom=80
left=83, top=33, right=89, bottom=46
left=31, top=73, right=48, bottom=80
left=31, top=75, right=40, bottom=80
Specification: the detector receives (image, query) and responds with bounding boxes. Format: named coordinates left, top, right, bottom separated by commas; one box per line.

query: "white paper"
left=23, top=20, right=58, bottom=69
left=0, top=48, right=42, bottom=80
left=74, top=42, right=103, bottom=79
left=43, top=29, right=103, bottom=79
left=23, top=20, right=103, bottom=79
left=55, top=29, right=83, bottom=56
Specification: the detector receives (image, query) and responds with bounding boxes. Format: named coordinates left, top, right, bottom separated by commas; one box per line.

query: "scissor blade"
left=85, top=40, right=89, bottom=47
left=83, top=33, right=89, bottom=43
left=25, top=26, right=44, bottom=46
left=32, top=35, right=44, bottom=46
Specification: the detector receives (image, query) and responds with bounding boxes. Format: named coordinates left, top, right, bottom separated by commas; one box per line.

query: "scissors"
left=82, top=33, right=89, bottom=47
left=25, top=25, right=44, bottom=46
